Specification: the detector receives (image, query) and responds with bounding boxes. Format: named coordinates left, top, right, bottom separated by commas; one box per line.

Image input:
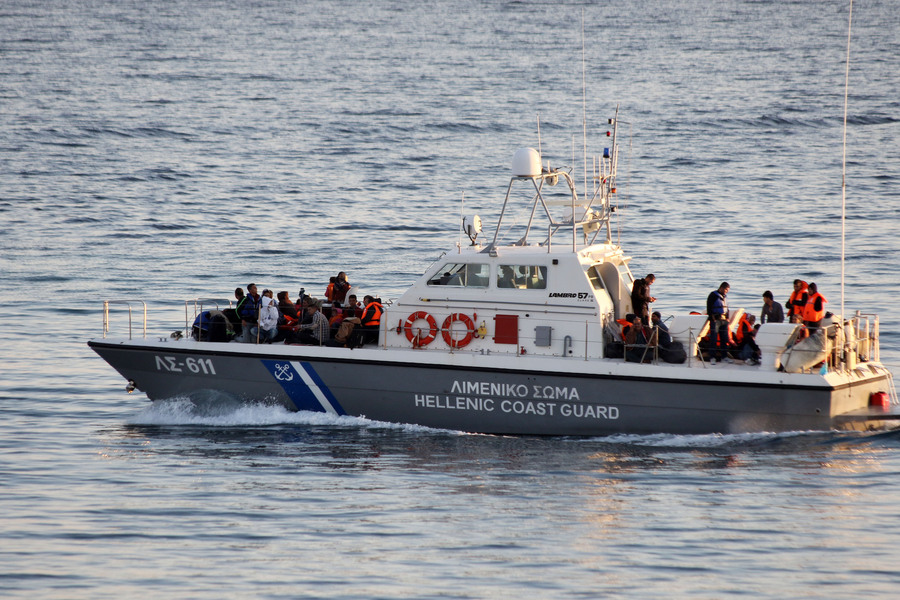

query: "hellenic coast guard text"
left=414, top=380, right=619, bottom=419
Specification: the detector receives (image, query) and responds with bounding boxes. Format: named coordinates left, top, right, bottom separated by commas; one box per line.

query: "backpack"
left=335, top=318, right=359, bottom=344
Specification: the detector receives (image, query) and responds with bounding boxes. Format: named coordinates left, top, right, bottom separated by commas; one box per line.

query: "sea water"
left=1, top=0, right=899, bottom=597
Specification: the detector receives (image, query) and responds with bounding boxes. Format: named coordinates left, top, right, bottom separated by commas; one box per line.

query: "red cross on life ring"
left=403, top=311, right=438, bottom=347
left=441, top=313, right=476, bottom=348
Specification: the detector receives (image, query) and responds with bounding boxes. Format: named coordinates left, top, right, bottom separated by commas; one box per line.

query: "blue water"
left=2, top=0, right=899, bottom=597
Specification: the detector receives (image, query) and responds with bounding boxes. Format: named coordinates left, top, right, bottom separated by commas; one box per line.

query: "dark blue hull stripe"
left=262, top=360, right=345, bottom=415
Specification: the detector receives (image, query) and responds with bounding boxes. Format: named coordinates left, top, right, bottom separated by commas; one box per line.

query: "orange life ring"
left=442, top=313, right=475, bottom=348
left=403, top=311, right=438, bottom=347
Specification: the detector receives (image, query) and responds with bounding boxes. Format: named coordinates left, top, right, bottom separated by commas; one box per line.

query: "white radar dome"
left=512, top=147, right=542, bottom=177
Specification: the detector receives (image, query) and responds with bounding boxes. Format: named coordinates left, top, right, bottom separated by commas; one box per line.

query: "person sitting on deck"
left=223, top=287, right=244, bottom=338
left=277, top=291, right=299, bottom=323
left=650, top=311, right=671, bottom=347
left=258, top=290, right=279, bottom=343
left=651, top=311, right=687, bottom=364
left=359, top=295, right=384, bottom=345
left=291, top=299, right=330, bottom=345
left=734, top=313, right=761, bottom=364
left=343, top=294, right=362, bottom=318
left=294, top=293, right=313, bottom=325
left=328, top=301, right=345, bottom=334
left=624, top=316, right=658, bottom=363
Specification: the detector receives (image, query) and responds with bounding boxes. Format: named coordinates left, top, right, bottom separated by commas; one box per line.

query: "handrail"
left=102, top=300, right=147, bottom=340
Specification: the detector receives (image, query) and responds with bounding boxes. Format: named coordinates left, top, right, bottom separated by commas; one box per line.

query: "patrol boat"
left=89, top=114, right=899, bottom=435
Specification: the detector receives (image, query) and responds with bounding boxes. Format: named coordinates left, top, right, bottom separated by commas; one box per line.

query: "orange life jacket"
left=787, top=282, right=809, bottom=317
left=325, top=283, right=334, bottom=301
left=616, top=318, right=632, bottom=341
left=802, top=292, right=827, bottom=323
left=361, top=301, right=383, bottom=327
left=734, top=315, right=753, bottom=344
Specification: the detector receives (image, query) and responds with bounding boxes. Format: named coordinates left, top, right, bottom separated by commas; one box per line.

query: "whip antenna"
left=581, top=9, right=588, bottom=205
left=840, top=0, right=853, bottom=322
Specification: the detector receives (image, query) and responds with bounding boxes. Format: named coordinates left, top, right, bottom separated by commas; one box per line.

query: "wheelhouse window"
left=496, top=265, right=548, bottom=289
left=427, top=263, right=490, bottom=287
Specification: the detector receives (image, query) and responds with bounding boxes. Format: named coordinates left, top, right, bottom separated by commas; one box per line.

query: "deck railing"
left=102, top=300, right=147, bottom=340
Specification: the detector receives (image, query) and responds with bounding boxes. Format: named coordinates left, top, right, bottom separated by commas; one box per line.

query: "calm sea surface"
left=2, top=0, right=899, bottom=597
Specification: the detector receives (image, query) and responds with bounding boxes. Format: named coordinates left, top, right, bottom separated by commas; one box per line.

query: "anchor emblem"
left=273, top=363, right=294, bottom=381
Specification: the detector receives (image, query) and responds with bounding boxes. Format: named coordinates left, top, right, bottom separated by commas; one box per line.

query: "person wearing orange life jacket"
left=331, top=271, right=351, bottom=304
left=734, top=313, right=754, bottom=345
left=735, top=313, right=761, bottom=364
left=359, top=295, right=383, bottom=344
left=785, top=279, right=809, bottom=323
left=802, top=282, right=828, bottom=330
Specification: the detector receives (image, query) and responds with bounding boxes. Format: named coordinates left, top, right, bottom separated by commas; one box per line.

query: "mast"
left=840, top=0, right=853, bottom=321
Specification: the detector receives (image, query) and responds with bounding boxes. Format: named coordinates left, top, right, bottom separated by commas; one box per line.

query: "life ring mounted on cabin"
left=442, top=313, right=476, bottom=349
left=403, top=311, right=438, bottom=347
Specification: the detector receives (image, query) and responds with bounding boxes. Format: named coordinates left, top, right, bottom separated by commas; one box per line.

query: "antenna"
left=537, top=113, right=542, bottom=162
left=840, top=0, right=853, bottom=322
left=581, top=9, right=588, bottom=205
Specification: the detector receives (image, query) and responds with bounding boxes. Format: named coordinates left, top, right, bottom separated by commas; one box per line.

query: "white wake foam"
left=126, top=396, right=453, bottom=434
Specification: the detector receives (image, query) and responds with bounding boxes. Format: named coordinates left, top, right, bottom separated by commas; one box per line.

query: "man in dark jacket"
left=631, top=273, right=656, bottom=321
left=760, top=290, right=784, bottom=324
left=237, top=282, right=261, bottom=342
left=706, top=281, right=730, bottom=364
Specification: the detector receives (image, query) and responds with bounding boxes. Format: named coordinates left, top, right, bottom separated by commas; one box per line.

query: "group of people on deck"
left=193, top=271, right=385, bottom=347
left=625, top=273, right=828, bottom=365
left=624, top=274, right=686, bottom=364
left=704, top=278, right=828, bottom=365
